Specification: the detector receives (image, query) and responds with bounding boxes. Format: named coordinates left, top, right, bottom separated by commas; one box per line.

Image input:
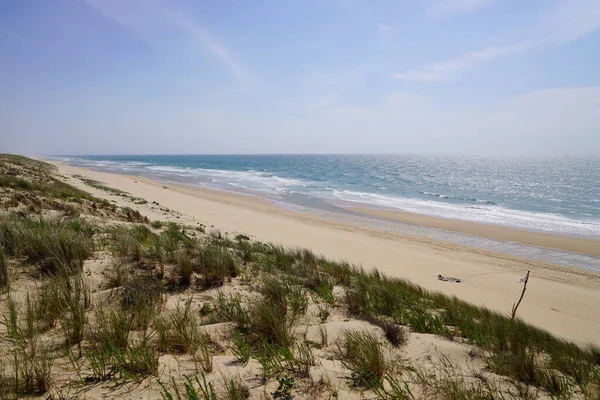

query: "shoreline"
left=59, top=160, right=600, bottom=257
left=50, top=161, right=600, bottom=343
left=348, top=206, right=600, bottom=257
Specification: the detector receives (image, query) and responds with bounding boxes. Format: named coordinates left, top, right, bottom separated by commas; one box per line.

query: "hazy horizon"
left=43, top=152, right=600, bottom=158
left=2, top=0, right=600, bottom=156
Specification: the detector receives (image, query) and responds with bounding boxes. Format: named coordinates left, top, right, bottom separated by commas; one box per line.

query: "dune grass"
left=0, top=295, right=53, bottom=396
left=0, top=216, right=95, bottom=275
left=0, top=248, right=9, bottom=292
left=2, top=210, right=598, bottom=396
left=155, top=299, right=205, bottom=355
left=194, top=244, right=238, bottom=287
left=337, top=331, right=389, bottom=388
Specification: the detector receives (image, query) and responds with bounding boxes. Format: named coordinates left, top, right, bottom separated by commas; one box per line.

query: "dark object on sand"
left=438, top=274, right=461, bottom=283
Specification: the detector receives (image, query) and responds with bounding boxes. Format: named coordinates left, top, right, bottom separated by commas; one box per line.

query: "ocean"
left=55, top=154, right=600, bottom=271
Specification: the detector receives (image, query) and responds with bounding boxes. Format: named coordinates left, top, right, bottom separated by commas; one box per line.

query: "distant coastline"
left=49, top=154, right=600, bottom=241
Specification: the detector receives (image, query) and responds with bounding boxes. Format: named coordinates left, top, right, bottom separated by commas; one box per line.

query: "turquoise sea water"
left=56, top=154, right=600, bottom=239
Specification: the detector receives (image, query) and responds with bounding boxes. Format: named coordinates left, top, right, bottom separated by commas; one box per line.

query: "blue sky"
left=1, top=0, right=599, bottom=155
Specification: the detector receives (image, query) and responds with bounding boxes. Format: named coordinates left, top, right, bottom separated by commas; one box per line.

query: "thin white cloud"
left=311, top=94, right=339, bottom=110
left=168, top=14, right=247, bottom=87
left=279, top=93, right=339, bottom=112
left=0, top=26, right=32, bottom=44
left=82, top=0, right=247, bottom=87
left=540, top=0, right=600, bottom=45
left=395, top=0, right=600, bottom=82
left=425, top=0, right=492, bottom=16
left=394, top=41, right=535, bottom=82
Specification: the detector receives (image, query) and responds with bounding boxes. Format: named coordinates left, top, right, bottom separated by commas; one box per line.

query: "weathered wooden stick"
left=511, top=270, right=530, bottom=321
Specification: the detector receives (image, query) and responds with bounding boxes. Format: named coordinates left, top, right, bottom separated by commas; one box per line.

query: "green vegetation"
left=194, top=244, right=238, bottom=287
left=75, top=175, right=149, bottom=205
left=0, top=216, right=95, bottom=275
left=155, top=299, right=205, bottom=355
left=0, top=155, right=148, bottom=223
left=75, top=176, right=128, bottom=196
left=0, top=248, right=9, bottom=292
left=159, top=374, right=218, bottom=400
left=338, top=331, right=389, bottom=388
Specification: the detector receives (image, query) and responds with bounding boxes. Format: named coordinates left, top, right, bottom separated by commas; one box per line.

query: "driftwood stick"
left=511, top=270, right=530, bottom=321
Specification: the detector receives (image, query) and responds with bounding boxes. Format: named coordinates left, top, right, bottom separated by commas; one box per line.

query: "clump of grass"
left=122, top=276, right=164, bottom=330
left=211, top=292, right=249, bottom=327
left=109, top=225, right=154, bottom=261
left=0, top=294, right=53, bottom=396
left=11, top=345, right=53, bottom=396
left=112, top=334, right=159, bottom=379
left=486, top=347, right=573, bottom=397
left=293, top=340, right=316, bottom=377
left=156, top=299, right=205, bottom=354
left=260, top=244, right=296, bottom=273
left=256, top=341, right=294, bottom=381
left=195, top=244, right=238, bottom=288
left=2, top=295, right=33, bottom=348
left=176, top=253, right=194, bottom=287
left=259, top=275, right=307, bottom=321
left=0, top=216, right=95, bottom=275
left=0, top=248, right=9, bottom=292
left=232, top=331, right=251, bottom=366
left=36, top=274, right=68, bottom=331
left=370, top=375, right=415, bottom=400
left=338, top=331, right=388, bottom=388
left=91, top=308, right=132, bottom=351
left=36, top=273, right=91, bottom=333
left=60, top=275, right=91, bottom=356
left=288, top=284, right=309, bottom=318
left=249, top=296, right=293, bottom=347
left=159, top=374, right=218, bottom=400
left=150, top=220, right=164, bottom=229
left=106, top=261, right=128, bottom=289
left=221, top=376, right=251, bottom=400
left=83, top=329, right=158, bottom=380
left=82, top=343, right=112, bottom=381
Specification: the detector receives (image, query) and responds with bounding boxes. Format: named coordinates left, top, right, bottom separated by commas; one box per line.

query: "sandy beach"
left=53, top=162, right=600, bottom=345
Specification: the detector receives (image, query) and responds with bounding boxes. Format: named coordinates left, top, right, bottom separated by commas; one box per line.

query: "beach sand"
left=53, top=162, right=600, bottom=344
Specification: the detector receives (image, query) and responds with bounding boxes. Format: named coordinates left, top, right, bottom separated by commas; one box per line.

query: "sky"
left=1, top=0, right=599, bottom=156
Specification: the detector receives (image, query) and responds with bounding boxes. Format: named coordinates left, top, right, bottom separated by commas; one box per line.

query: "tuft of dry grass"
left=337, top=331, right=388, bottom=388
left=155, top=299, right=205, bottom=355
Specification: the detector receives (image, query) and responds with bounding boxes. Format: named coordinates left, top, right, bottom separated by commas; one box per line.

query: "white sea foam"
left=148, top=165, right=307, bottom=193
left=330, top=189, right=600, bottom=237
